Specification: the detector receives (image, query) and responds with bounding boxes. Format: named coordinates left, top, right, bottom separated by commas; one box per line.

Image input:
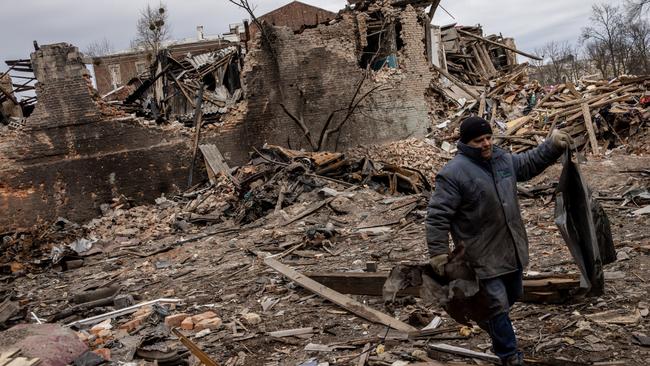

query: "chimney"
left=197, top=26, right=204, bottom=40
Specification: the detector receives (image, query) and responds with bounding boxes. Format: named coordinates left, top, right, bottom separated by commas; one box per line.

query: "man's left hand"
left=550, top=129, right=573, bottom=149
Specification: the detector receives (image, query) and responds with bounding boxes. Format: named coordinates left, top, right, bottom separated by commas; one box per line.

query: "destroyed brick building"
left=0, top=43, right=228, bottom=232
left=1, top=1, right=649, bottom=364
left=93, top=33, right=239, bottom=95
left=241, top=1, right=436, bottom=152
left=1, top=0, right=448, bottom=233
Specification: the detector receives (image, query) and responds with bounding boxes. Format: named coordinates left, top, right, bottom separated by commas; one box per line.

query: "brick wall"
left=249, top=1, right=337, bottom=39
left=0, top=44, right=208, bottom=232
left=26, top=43, right=103, bottom=129
left=240, top=5, right=432, bottom=154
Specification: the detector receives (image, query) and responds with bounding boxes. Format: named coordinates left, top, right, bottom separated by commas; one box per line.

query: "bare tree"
left=585, top=41, right=610, bottom=78
left=536, top=41, right=568, bottom=83
left=84, top=38, right=115, bottom=57
left=532, top=41, right=584, bottom=85
left=627, top=0, right=650, bottom=19
left=626, top=19, right=650, bottom=74
left=582, top=3, right=625, bottom=77
left=132, top=2, right=170, bottom=56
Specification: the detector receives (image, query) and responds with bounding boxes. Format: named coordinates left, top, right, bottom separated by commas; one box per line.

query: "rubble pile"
left=432, top=68, right=650, bottom=155
left=1, top=1, right=649, bottom=365
left=0, top=148, right=648, bottom=365
left=347, top=138, right=452, bottom=183
left=118, top=46, right=243, bottom=125
left=440, top=25, right=519, bottom=86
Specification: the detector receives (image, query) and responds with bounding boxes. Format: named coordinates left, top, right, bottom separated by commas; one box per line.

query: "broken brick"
left=164, top=313, right=190, bottom=328
left=118, top=315, right=147, bottom=332
left=93, top=348, right=111, bottom=361
left=180, top=317, right=194, bottom=330
left=194, top=317, right=223, bottom=331
left=191, top=311, right=218, bottom=323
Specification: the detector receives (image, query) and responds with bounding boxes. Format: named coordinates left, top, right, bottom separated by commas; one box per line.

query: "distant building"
left=249, top=1, right=337, bottom=39
left=92, top=26, right=242, bottom=95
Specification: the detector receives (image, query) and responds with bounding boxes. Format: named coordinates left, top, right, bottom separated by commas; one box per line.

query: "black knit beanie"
left=460, top=116, right=493, bottom=143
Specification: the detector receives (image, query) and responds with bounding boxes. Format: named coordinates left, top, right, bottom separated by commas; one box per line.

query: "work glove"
left=550, top=129, right=573, bottom=149
left=429, top=253, right=448, bottom=277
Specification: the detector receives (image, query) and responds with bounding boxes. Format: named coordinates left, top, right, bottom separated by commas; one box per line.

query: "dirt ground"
left=1, top=143, right=649, bottom=365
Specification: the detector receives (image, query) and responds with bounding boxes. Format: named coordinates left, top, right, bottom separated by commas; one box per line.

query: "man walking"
left=426, top=116, right=572, bottom=365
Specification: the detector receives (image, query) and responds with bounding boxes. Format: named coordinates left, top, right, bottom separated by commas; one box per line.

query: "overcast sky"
left=0, top=0, right=615, bottom=70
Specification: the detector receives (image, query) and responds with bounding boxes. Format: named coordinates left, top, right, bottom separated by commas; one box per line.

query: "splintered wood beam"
left=504, top=115, right=532, bottom=136
left=280, top=198, right=334, bottom=227
left=457, top=29, right=542, bottom=61
left=428, top=343, right=500, bottom=363
left=581, top=103, right=600, bottom=155
left=431, top=63, right=480, bottom=100
left=428, top=0, right=442, bottom=19
left=264, top=257, right=417, bottom=332
left=199, top=144, right=237, bottom=186
left=536, top=84, right=565, bottom=107
left=304, top=271, right=580, bottom=304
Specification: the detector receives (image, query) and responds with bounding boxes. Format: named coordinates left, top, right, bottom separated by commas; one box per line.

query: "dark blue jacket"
left=426, top=140, right=563, bottom=279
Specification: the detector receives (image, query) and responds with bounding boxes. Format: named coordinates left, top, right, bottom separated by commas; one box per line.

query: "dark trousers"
left=477, top=270, right=523, bottom=361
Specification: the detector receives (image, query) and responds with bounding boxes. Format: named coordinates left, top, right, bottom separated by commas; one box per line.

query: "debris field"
left=0, top=0, right=649, bottom=365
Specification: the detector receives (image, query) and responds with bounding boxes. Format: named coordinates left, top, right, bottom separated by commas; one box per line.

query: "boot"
left=502, top=351, right=524, bottom=366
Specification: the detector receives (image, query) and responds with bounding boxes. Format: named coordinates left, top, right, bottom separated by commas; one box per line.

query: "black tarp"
left=555, top=149, right=615, bottom=296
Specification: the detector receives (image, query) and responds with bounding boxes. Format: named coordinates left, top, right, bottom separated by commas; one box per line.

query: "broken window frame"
left=135, top=61, right=148, bottom=77
left=359, top=17, right=402, bottom=70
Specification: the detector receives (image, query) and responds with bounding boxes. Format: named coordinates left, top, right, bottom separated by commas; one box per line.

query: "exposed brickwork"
left=249, top=1, right=337, bottom=39
left=241, top=5, right=433, bottom=153
left=0, top=44, right=212, bottom=232
left=26, top=43, right=103, bottom=129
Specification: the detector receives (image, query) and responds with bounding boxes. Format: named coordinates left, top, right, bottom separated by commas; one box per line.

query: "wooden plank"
left=280, top=198, right=334, bottom=227
left=267, top=327, right=314, bottom=338
left=0, top=350, right=21, bottom=365
left=264, top=258, right=417, bottom=332
left=357, top=343, right=371, bottom=366
left=199, top=144, right=236, bottom=185
left=504, top=116, right=532, bottom=136
left=457, top=29, right=542, bottom=60
left=0, top=298, right=19, bottom=324
left=477, top=44, right=497, bottom=75
left=4, top=357, right=40, bottom=366
left=171, top=328, right=218, bottom=366
left=428, top=343, right=500, bottom=362
left=431, top=63, right=480, bottom=100
left=305, top=271, right=579, bottom=303
left=536, top=84, right=565, bottom=107
left=566, top=82, right=581, bottom=98
left=547, top=93, right=632, bottom=120
left=581, top=103, right=600, bottom=155
left=478, top=92, right=486, bottom=118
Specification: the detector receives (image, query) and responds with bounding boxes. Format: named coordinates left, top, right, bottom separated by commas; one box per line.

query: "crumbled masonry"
left=0, top=0, right=649, bottom=364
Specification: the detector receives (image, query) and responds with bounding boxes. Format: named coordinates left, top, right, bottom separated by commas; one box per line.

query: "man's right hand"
left=550, top=129, right=573, bottom=149
left=429, top=253, right=448, bottom=276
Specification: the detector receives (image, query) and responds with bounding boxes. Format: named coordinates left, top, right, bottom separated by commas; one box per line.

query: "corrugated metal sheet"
left=185, top=46, right=237, bottom=70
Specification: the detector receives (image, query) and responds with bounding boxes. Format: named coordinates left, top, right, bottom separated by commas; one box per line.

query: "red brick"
left=93, top=348, right=111, bottom=360
left=194, top=317, right=223, bottom=331
left=191, top=311, right=218, bottom=323
left=164, top=313, right=190, bottom=328
left=180, top=317, right=194, bottom=330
